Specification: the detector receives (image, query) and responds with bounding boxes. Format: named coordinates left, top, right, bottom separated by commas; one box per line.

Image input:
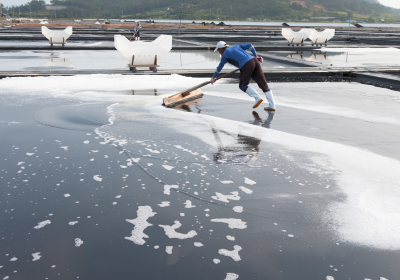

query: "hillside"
left=6, top=0, right=400, bottom=22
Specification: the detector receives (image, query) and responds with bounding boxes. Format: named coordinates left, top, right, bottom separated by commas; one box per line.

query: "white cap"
left=214, top=41, right=229, bottom=52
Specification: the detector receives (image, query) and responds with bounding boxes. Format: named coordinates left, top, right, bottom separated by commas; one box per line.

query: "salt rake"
left=162, top=69, right=240, bottom=108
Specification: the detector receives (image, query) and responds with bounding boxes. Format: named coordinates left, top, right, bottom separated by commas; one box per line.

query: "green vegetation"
left=3, top=0, right=400, bottom=23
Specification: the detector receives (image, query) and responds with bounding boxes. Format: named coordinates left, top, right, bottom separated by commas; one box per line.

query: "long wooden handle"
left=181, top=69, right=240, bottom=97
left=129, top=29, right=140, bottom=41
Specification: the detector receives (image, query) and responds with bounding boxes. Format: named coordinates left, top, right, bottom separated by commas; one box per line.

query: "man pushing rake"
left=211, top=41, right=276, bottom=111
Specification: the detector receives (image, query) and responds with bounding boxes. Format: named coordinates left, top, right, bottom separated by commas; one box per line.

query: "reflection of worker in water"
left=133, top=21, right=142, bottom=40
left=252, top=111, right=275, bottom=128
left=210, top=41, right=276, bottom=111
left=211, top=128, right=261, bottom=164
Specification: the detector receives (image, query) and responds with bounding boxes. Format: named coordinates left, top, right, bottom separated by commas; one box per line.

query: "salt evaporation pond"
left=270, top=47, right=400, bottom=67
left=0, top=50, right=289, bottom=71
left=0, top=74, right=399, bottom=280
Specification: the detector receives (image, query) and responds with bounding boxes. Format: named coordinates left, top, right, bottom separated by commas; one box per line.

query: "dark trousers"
left=135, top=30, right=140, bottom=37
left=239, top=58, right=269, bottom=92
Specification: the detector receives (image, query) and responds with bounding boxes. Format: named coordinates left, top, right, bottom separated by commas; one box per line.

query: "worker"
left=211, top=41, right=276, bottom=111
left=133, top=21, right=142, bottom=40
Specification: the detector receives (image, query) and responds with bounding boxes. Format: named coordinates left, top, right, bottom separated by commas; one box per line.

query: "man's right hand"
left=210, top=76, right=216, bottom=85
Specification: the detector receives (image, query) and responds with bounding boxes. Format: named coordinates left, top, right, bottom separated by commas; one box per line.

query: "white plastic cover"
left=309, top=29, right=335, bottom=44
left=41, top=26, right=73, bottom=45
left=282, top=28, right=312, bottom=44
left=114, top=35, right=172, bottom=66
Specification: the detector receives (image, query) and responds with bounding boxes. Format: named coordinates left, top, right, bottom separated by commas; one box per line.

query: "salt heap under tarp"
left=41, top=26, right=73, bottom=47
left=309, top=29, right=335, bottom=46
left=114, top=34, right=172, bottom=73
left=282, top=28, right=312, bottom=45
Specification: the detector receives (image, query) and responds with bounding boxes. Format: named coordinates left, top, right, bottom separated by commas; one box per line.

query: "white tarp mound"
left=114, top=34, right=172, bottom=66
left=41, top=26, right=73, bottom=45
left=309, top=29, right=335, bottom=45
left=282, top=28, right=313, bottom=44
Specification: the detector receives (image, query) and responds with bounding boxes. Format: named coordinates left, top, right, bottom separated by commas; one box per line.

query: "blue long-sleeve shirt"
left=213, top=44, right=257, bottom=77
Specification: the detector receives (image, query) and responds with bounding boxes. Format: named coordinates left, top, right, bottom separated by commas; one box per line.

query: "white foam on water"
left=31, top=252, right=41, bottom=261
left=60, top=146, right=68, bottom=150
left=154, top=245, right=159, bottom=249
left=165, top=246, right=173, bottom=255
left=34, top=220, right=51, bottom=229
left=69, top=221, right=78, bottom=226
left=26, top=153, right=35, bottom=156
left=238, top=186, right=253, bottom=194
left=75, top=238, right=83, bottom=247
left=218, top=245, right=242, bottom=261
left=159, top=221, right=197, bottom=239
left=174, top=145, right=198, bottom=155
left=3, top=276, right=9, bottom=280
left=0, top=74, right=207, bottom=102
left=76, top=75, right=400, bottom=251
left=125, top=206, right=157, bottom=245
left=232, top=206, right=243, bottom=213
left=83, top=141, right=89, bottom=144
left=225, top=273, right=239, bottom=280
left=226, top=235, right=235, bottom=241
left=212, top=192, right=240, bottom=203
left=211, top=219, right=247, bottom=229
left=115, top=195, right=122, bottom=198
left=220, top=180, right=234, bottom=184
left=158, top=201, right=170, bottom=207
left=194, top=242, right=203, bottom=247
left=162, top=165, right=174, bottom=171
left=244, top=177, right=256, bottom=185
left=93, top=175, right=103, bottom=182
left=213, top=259, right=220, bottom=264
left=137, top=102, right=400, bottom=250
left=145, top=148, right=160, bottom=154
left=184, top=200, right=196, bottom=208
left=164, top=185, right=178, bottom=195
left=9, top=257, right=17, bottom=262
left=326, top=277, right=334, bottom=280
left=63, top=193, right=70, bottom=197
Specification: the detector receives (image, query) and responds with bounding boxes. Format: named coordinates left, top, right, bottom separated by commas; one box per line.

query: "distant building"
left=246, top=18, right=253, bottom=21
left=346, top=19, right=356, bottom=23
left=311, top=17, right=335, bottom=19
left=45, top=6, right=67, bottom=10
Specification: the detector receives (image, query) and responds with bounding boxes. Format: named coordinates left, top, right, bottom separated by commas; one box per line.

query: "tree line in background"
left=2, top=0, right=400, bottom=22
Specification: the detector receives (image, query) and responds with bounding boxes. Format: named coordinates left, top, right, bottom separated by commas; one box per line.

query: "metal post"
left=348, top=18, right=350, bottom=38
left=179, top=11, right=182, bottom=35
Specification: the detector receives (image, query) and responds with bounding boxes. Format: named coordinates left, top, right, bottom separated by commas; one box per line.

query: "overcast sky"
left=1, top=0, right=399, bottom=9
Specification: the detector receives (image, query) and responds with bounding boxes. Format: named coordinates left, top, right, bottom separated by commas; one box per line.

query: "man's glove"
left=210, top=76, right=216, bottom=84
left=256, top=56, right=263, bottom=63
